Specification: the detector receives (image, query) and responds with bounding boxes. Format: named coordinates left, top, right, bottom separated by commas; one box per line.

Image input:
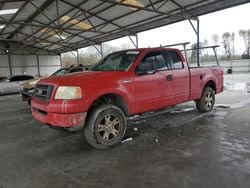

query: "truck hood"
left=38, top=71, right=128, bottom=86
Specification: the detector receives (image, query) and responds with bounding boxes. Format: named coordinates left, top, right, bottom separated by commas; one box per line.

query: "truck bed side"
left=189, top=66, right=224, bottom=101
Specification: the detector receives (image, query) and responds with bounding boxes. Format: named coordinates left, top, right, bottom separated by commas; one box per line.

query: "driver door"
left=133, top=50, right=174, bottom=114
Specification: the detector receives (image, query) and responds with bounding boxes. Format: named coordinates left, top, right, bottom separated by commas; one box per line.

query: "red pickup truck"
left=31, top=47, right=223, bottom=149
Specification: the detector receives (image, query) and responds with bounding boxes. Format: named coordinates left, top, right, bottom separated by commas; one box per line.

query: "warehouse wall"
left=0, top=54, right=61, bottom=77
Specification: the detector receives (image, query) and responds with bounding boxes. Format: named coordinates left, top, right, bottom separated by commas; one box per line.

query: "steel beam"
left=128, top=34, right=139, bottom=48
left=36, top=54, right=40, bottom=77
left=0, top=1, right=29, bottom=34
left=7, top=0, right=55, bottom=39
left=8, top=54, right=12, bottom=76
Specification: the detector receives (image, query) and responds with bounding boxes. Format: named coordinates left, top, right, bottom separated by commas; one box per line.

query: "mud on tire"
left=196, top=87, right=215, bottom=113
left=84, top=104, right=127, bottom=149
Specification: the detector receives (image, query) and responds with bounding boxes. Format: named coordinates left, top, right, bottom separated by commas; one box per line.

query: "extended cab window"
left=167, top=50, right=184, bottom=69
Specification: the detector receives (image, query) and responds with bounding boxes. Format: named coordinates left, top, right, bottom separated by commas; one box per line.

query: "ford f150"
left=31, top=47, right=223, bottom=149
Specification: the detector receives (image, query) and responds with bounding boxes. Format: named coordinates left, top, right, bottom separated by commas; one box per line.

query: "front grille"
left=34, top=84, right=54, bottom=101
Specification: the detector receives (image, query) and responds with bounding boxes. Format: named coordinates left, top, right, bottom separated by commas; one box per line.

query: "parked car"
left=31, top=48, right=224, bottom=149
left=21, top=64, right=87, bottom=105
left=0, top=76, right=7, bottom=82
left=0, top=75, right=34, bottom=95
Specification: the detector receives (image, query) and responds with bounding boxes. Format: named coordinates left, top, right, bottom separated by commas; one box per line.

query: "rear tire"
left=196, top=87, right=215, bottom=113
left=84, top=104, right=127, bottom=149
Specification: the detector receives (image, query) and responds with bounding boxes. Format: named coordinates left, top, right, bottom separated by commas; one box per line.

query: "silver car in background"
left=0, top=75, right=34, bottom=95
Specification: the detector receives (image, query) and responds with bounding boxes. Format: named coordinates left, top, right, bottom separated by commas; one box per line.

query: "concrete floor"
left=0, top=76, right=250, bottom=188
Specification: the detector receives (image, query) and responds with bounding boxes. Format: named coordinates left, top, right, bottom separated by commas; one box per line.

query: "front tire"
left=196, top=87, right=215, bottom=113
left=84, top=104, right=127, bottom=149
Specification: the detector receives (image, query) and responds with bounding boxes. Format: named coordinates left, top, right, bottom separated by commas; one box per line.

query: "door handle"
left=166, top=75, right=173, bottom=81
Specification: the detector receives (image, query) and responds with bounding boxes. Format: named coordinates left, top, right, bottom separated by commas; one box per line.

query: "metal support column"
left=94, top=44, right=104, bottom=59
left=128, top=34, right=138, bottom=48
left=188, top=17, right=200, bottom=67
left=183, top=44, right=188, bottom=62
left=100, top=43, right=103, bottom=58
left=212, top=47, right=219, bottom=66
left=197, top=18, right=200, bottom=67
left=8, top=54, right=12, bottom=76
left=70, top=51, right=78, bottom=65
left=36, top=54, right=40, bottom=77
left=76, top=49, right=79, bottom=65
left=59, top=53, right=63, bottom=68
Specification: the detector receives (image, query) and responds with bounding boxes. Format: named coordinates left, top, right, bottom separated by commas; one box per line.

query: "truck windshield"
left=90, top=50, right=141, bottom=71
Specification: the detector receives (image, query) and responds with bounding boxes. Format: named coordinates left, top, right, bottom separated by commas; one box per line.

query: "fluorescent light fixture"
left=116, top=0, right=144, bottom=10
left=53, top=34, right=67, bottom=40
left=0, top=25, right=5, bottom=29
left=60, top=15, right=92, bottom=30
left=0, top=9, right=18, bottom=15
left=40, top=28, right=67, bottom=40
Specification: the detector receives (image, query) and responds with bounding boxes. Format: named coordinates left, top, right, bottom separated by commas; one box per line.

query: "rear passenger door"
left=165, top=50, right=190, bottom=104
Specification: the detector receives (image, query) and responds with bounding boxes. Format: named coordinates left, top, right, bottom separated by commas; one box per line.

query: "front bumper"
left=32, top=107, right=87, bottom=129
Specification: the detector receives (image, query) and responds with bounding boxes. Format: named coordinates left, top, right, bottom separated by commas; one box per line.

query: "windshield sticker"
left=126, top=51, right=140, bottom=54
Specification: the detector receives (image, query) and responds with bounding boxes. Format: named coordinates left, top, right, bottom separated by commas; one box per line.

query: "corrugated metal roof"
left=0, top=0, right=249, bottom=53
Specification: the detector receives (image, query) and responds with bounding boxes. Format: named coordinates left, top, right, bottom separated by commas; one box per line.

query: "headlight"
left=54, top=86, right=82, bottom=99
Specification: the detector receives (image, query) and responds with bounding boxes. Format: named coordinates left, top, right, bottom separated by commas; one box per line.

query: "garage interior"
left=0, top=0, right=250, bottom=187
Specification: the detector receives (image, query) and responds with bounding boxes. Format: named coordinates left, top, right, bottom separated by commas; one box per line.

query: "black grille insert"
left=34, top=84, right=54, bottom=101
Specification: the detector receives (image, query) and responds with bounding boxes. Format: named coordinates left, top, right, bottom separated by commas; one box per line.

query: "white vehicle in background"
left=0, top=75, right=34, bottom=95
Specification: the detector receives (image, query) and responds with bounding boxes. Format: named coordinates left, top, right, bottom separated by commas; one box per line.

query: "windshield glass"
left=51, top=68, right=68, bottom=76
left=90, top=50, right=141, bottom=71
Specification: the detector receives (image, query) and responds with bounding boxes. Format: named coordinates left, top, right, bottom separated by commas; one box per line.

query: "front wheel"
left=84, top=104, right=127, bottom=149
left=196, top=87, right=215, bottom=113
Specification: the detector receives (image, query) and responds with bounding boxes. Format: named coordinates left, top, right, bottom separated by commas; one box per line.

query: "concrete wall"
left=0, top=54, right=61, bottom=77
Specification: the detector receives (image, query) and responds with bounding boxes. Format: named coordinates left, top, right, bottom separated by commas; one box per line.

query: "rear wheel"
left=84, top=104, right=127, bottom=149
left=196, top=87, right=215, bottom=113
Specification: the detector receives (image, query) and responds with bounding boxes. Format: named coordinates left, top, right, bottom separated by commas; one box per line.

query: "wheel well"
left=204, top=80, right=216, bottom=93
left=88, top=94, right=129, bottom=117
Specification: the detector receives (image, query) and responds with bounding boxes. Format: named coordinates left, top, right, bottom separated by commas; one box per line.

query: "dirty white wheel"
left=196, top=87, right=215, bottom=113
left=84, top=104, right=127, bottom=149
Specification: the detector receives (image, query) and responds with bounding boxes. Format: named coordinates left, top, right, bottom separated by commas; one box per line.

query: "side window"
left=136, top=51, right=167, bottom=73
left=154, top=53, right=167, bottom=70
left=167, top=50, right=184, bottom=69
left=163, top=51, right=173, bottom=69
